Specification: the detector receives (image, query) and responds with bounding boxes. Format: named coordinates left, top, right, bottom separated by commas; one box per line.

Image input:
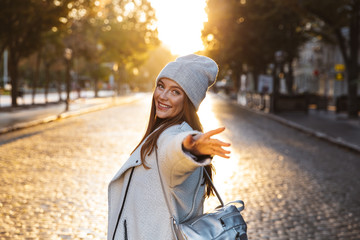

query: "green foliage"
left=203, top=0, right=359, bottom=117
left=0, top=0, right=79, bottom=106
left=62, top=0, right=159, bottom=86
left=203, top=0, right=307, bottom=76
left=0, top=0, right=73, bottom=59
left=101, top=0, right=159, bottom=64
left=0, top=0, right=160, bottom=106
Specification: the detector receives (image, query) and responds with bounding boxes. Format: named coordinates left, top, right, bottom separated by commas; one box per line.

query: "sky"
left=148, top=0, right=208, bottom=56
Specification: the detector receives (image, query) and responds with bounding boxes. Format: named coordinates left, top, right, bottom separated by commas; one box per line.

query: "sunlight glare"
left=198, top=94, right=245, bottom=211
left=148, top=0, right=207, bottom=55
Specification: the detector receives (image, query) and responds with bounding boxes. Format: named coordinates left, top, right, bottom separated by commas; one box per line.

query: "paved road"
left=0, top=94, right=359, bottom=239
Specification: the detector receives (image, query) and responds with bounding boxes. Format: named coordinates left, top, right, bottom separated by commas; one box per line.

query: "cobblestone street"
left=0, top=94, right=359, bottom=239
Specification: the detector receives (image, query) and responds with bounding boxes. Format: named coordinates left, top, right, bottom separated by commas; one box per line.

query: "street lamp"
left=64, top=48, right=72, bottom=111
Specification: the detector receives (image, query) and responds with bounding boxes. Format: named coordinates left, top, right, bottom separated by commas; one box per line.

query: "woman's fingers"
left=202, top=127, right=226, bottom=138
left=212, top=139, right=231, bottom=147
left=211, top=146, right=231, bottom=157
left=216, top=146, right=231, bottom=154
left=219, top=154, right=230, bottom=159
left=183, top=127, right=231, bottom=158
left=199, top=128, right=231, bottom=158
left=212, top=149, right=230, bottom=158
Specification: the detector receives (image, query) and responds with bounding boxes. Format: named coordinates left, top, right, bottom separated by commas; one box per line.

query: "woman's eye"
left=157, top=84, right=164, bottom=89
left=172, top=90, right=180, bottom=95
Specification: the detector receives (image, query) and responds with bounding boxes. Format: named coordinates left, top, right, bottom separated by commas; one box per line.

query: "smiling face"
left=154, top=78, right=185, bottom=119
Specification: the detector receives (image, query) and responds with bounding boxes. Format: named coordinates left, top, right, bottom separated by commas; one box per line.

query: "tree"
left=0, top=0, right=76, bottom=107
left=0, top=0, right=159, bottom=107
left=299, top=0, right=359, bottom=118
left=202, top=0, right=307, bottom=93
left=42, top=31, right=66, bottom=103
left=99, top=0, right=159, bottom=85
left=62, top=0, right=159, bottom=96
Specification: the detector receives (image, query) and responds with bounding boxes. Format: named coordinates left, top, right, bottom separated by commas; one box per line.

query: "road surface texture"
left=0, top=93, right=359, bottom=239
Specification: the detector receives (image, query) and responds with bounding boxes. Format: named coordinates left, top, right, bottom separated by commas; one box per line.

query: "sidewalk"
left=0, top=93, right=145, bottom=134
left=213, top=92, right=360, bottom=153
left=263, top=109, right=360, bottom=152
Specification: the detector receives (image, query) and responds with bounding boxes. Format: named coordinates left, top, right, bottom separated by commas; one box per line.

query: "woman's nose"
left=159, top=90, right=168, bottom=100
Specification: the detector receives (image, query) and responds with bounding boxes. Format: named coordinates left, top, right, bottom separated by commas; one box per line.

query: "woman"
left=108, top=54, right=231, bottom=240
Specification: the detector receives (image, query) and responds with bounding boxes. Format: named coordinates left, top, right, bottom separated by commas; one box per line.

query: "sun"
left=149, top=0, right=208, bottom=56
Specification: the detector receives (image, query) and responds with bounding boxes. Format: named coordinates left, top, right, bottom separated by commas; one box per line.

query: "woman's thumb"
left=183, top=134, right=195, bottom=150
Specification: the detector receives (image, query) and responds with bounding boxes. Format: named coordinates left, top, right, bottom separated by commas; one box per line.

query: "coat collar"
left=110, top=121, right=191, bottom=183
left=110, top=145, right=142, bottom=183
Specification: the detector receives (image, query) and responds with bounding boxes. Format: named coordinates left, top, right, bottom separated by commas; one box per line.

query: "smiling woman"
left=107, top=54, right=234, bottom=240
left=149, top=0, right=208, bottom=55
left=154, top=78, right=185, bottom=119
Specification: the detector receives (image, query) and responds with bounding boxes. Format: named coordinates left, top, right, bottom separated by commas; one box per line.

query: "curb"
left=216, top=94, right=360, bottom=154
left=0, top=94, right=143, bottom=135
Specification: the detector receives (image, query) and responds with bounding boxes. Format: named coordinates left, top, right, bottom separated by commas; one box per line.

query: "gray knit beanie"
left=156, top=54, right=219, bottom=111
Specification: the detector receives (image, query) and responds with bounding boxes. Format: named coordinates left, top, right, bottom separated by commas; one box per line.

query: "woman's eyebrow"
left=158, top=80, right=183, bottom=91
left=170, top=86, right=184, bottom=92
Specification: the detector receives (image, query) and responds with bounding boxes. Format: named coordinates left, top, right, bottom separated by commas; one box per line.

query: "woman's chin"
left=156, top=112, right=168, bottom=119
left=156, top=109, right=169, bottom=118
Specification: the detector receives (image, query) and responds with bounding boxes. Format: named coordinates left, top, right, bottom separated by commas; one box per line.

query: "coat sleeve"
left=157, top=123, right=212, bottom=187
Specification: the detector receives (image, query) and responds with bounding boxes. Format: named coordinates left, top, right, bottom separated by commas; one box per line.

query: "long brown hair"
left=132, top=94, right=214, bottom=198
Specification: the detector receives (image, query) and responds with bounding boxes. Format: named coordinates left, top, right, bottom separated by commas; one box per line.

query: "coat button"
left=136, top=160, right=139, bottom=163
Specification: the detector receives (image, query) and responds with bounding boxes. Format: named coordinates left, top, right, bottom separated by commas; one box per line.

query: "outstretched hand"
left=182, top=127, right=231, bottom=159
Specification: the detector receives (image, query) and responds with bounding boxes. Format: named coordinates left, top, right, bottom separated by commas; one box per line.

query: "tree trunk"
left=65, top=58, right=71, bottom=111
left=56, top=71, right=62, bottom=102
left=270, top=61, right=280, bottom=113
left=9, top=49, right=19, bottom=107
left=347, top=1, right=359, bottom=118
left=44, top=63, right=50, bottom=104
left=286, top=59, right=294, bottom=95
left=272, top=62, right=280, bottom=95
left=233, top=69, right=241, bottom=94
left=232, top=62, right=243, bottom=94
left=32, top=51, right=42, bottom=105
left=94, top=78, right=99, bottom=97
left=252, top=70, right=259, bottom=93
left=118, top=65, right=126, bottom=96
left=347, top=70, right=358, bottom=118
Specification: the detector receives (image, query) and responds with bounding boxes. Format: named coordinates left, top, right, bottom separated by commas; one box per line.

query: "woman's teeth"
left=159, top=103, right=170, bottom=108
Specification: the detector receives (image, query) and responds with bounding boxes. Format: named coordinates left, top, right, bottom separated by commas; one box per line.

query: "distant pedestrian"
left=108, top=54, right=231, bottom=240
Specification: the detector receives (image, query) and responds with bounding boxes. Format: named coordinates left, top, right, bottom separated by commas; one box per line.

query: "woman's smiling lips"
left=158, top=102, right=172, bottom=111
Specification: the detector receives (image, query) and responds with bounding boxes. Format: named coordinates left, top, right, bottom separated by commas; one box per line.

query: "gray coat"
left=108, top=122, right=211, bottom=240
